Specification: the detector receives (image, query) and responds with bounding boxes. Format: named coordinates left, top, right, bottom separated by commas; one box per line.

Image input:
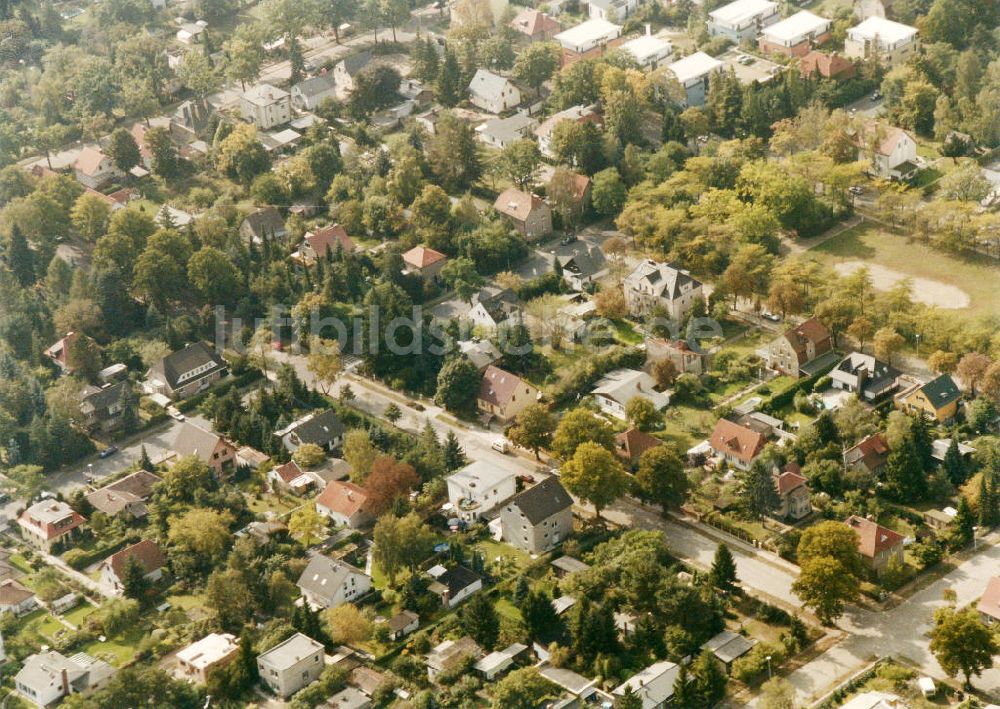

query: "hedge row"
left=175, top=368, right=264, bottom=413
left=759, top=360, right=838, bottom=414
left=549, top=345, right=645, bottom=407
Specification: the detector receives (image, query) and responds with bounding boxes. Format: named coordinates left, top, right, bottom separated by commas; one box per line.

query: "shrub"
left=731, top=642, right=785, bottom=684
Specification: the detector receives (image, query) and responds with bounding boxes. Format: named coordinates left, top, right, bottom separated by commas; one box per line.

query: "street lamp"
left=766, top=655, right=772, bottom=679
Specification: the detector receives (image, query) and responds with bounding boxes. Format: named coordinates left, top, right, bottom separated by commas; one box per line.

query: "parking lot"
left=719, top=49, right=784, bottom=85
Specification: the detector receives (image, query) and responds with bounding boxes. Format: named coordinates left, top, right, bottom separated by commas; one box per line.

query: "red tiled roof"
left=274, top=461, right=303, bottom=483
left=0, top=580, right=34, bottom=606
left=75, top=147, right=108, bottom=176
left=304, top=224, right=356, bottom=258
left=846, top=433, right=890, bottom=471
left=403, top=246, right=447, bottom=269
left=316, top=480, right=372, bottom=518
left=478, top=365, right=534, bottom=409
left=709, top=419, right=766, bottom=465
left=510, top=8, right=560, bottom=36
left=800, top=51, right=856, bottom=79
left=45, top=331, right=80, bottom=368
left=494, top=189, right=548, bottom=221
left=977, top=577, right=1000, bottom=621
left=845, top=515, right=904, bottom=559
left=614, top=427, right=663, bottom=463
left=775, top=468, right=807, bottom=495
left=107, top=539, right=165, bottom=580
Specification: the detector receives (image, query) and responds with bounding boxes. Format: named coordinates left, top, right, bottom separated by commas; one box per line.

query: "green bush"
left=731, top=642, right=785, bottom=684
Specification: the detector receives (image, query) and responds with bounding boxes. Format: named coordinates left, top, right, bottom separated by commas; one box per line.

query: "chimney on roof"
left=61, top=668, right=70, bottom=695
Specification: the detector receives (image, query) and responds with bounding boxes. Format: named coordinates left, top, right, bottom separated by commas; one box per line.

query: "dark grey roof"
left=242, top=207, right=287, bottom=237
left=150, top=342, right=226, bottom=390
left=438, top=565, right=481, bottom=596
left=508, top=477, right=573, bottom=525
left=387, top=610, right=419, bottom=633
left=294, top=74, right=337, bottom=99
left=341, top=50, right=373, bottom=77
left=285, top=409, right=345, bottom=447
left=296, top=555, right=367, bottom=604
left=558, top=246, right=606, bottom=278
left=80, top=381, right=129, bottom=413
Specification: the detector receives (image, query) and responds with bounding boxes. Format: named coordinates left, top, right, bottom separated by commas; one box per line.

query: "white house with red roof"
left=493, top=189, right=553, bottom=240
left=708, top=418, right=767, bottom=470
left=851, top=121, right=918, bottom=181
left=73, top=146, right=122, bottom=190
left=18, top=500, right=86, bottom=551
left=477, top=365, right=541, bottom=424
left=99, top=539, right=166, bottom=595
left=315, top=480, right=375, bottom=528
left=845, top=515, right=904, bottom=576
left=773, top=463, right=810, bottom=520
left=402, top=246, right=448, bottom=283
left=510, top=8, right=561, bottom=41
left=977, top=577, right=1000, bottom=625
left=294, top=224, right=356, bottom=264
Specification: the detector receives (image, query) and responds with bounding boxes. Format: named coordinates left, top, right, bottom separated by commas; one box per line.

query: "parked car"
left=848, top=186, right=864, bottom=195
left=560, top=234, right=578, bottom=245
left=98, top=446, right=119, bottom=459
left=762, top=311, right=781, bottom=322
left=491, top=438, right=511, bottom=454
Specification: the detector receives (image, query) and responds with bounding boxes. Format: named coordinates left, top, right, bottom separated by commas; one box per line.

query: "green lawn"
left=809, top=222, right=1000, bottom=321
left=494, top=597, right=522, bottom=622
left=475, top=539, right=532, bottom=575
left=10, top=554, right=32, bottom=573
left=83, top=626, right=145, bottom=666
left=610, top=319, right=644, bottom=345
left=660, top=404, right=716, bottom=450
left=62, top=601, right=97, bottom=628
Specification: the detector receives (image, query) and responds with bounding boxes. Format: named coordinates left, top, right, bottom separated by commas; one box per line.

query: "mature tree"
left=384, top=402, right=402, bottom=424
left=434, top=358, right=481, bottom=415
left=547, top=166, right=586, bottom=234
left=508, top=403, right=556, bottom=459
left=943, top=437, right=967, bottom=486
left=168, top=508, right=234, bottom=571
left=440, top=257, right=483, bottom=302
left=615, top=686, right=643, bottom=709
left=884, top=441, right=926, bottom=502
left=550, top=120, right=605, bottom=175
left=873, top=326, right=905, bottom=365
left=952, top=495, right=975, bottom=547
left=177, top=49, right=219, bottom=98
left=551, top=407, right=615, bottom=459
left=206, top=568, right=257, bottom=631
left=107, top=128, right=142, bottom=173
left=119, top=555, right=151, bottom=601
left=625, top=397, right=661, bottom=432
left=710, top=543, right=739, bottom=594
left=373, top=513, right=436, bottom=586
left=737, top=460, right=780, bottom=519
left=436, top=48, right=463, bottom=107
left=793, top=555, right=859, bottom=625
left=145, top=127, right=179, bottom=178
left=491, top=667, right=557, bottom=708
left=293, top=443, right=327, bottom=470
left=71, top=193, right=112, bottom=241
left=6, top=225, right=35, bottom=286
left=560, top=442, right=628, bottom=519
left=325, top=603, right=371, bottom=645
left=343, top=429, right=378, bottom=482
left=461, top=591, right=500, bottom=649
left=62, top=667, right=201, bottom=708
left=349, top=65, right=402, bottom=118
left=521, top=588, right=560, bottom=639
left=930, top=607, right=999, bottom=687
left=759, top=677, right=796, bottom=709
left=690, top=651, right=728, bottom=706
left=426, top=113, right=481, bottom=192
left=288, top=505, right=326, bottom=547
left=364, top=456, right=419, bottom=515
left=224, top=36, right=264, bottom=91
left=216, top=124, right=271, bottom=184
left=957, top=352, right=991, bottom=395
left=634, top=444, right=687, bottom=510
left=498, top=139, right=542, bottom=190
left=798, top=521, right=864, bottom=576
left=513, top=42, right=559, bottom=97
left=188, top=247, right=241, bottom=306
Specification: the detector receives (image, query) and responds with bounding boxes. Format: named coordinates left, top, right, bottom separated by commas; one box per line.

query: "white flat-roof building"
left=620, top=34, right=674, bottom=69
left=759, top=10, right=831, bottom=56
left=845, top=16, right=918, bottom=68
left=554, top=19, right=622, bottom=54
left=446, top=461, right=518, bottom=523
left=708, top=0, right=779, bottom=42
left=257, top=633, right=325, bottom=698
left=176, top=633, right=239, bottom=684
left=667, top=52, right=724, bottom=107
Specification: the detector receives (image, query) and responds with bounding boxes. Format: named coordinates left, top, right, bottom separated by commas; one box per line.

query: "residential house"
left=977, top=577, right=1000, bottom=625
left=257, top=633, right=325, bottom=698
left=15, top=651, right=115, bottom=707
left=291, top=74, right=338, bottom=111
left=587, top=0, right=639, bottom=23
left=535, top=104, right=601, bottom=158
left=129, top=123, right=155, bottom=171
left=294, top=224, right=357, bottom=263
left=241, top=83, right=292, bottom=130
left=477, top=365, right=541, bottom=424
left=759, top=10, right=831, bottom=56
left=851, top=122, right=919, bottom=180
left=172, top=421, right=237, bottom=477
left=85, top=470, right=161, bottom=520
left=931, top=438, right=976, bottom=465
left=501, top=477, right=574, bottom=553
left=592, top=368, right=670, bottom=419
left=845, top=515, right=904, bottom=576
left=624, top=259, right=703, bottom=321
left=666, top=52, right=723, bottom=107
left=425, top=637, right=483, bottom=680
left=494, top=188, right=553, bottom=240
left=645, top=337, right=709, bottom=376
left=468, top=287, right=523, bottom=330
left=709, top=417, right=767, bottom=470
left=844, top=16, right=918, bottom=68
left=620, top=33, right=673, bottom=69
left=45, top=332, right=93, bottom=374
left=551, top=556, right=590, bottom=578
left=799, top=50, right=856, bottom=79
left=333, top=51, right=374, bottom=98
left=773, top=463, right=811, bottom=520
left=415, top=107, right=444, bottom=135
left=176, top=633, right=239, bottom=684
left=157, top=204, right=195, bottom=229
left=614, top=427, right=663, bottom=469
left=447, top=460, right=518, bottom=522
left=708, top=0, right=780, bottom=42
left=554, top=19, right=623, bottom=63
left=18, top=500, right=85, bottom=551
left=613, top=660, right=682, bottom=709
left=556, top=245, right=607, bottom=291
left=325, top=687, right=371, bottom=708
left=240, top=206, right=288, bottom=244
left=475, top=643, right=528, bottom=680
left=844, top=433, right=890, bottom=478
left=268, top=461, right=316, bottom=495
left=701, top=630, right=755, bottom=672
left=296, top=555, right=372, bottom=610
left=78, top=382, right=130, bottom=433
left=538, top=664, right=601, bottom=700
left=99, top=539, right=165, bottom=595
left=894, top=374, right=961, bottom=422
left=385, top=610, right=419, bottom=641
left=348, top=666, right=387, bottom=697
left=427, top=565, right=483, bottom=608
left=830, top=352, right=899, bottom=402
left=0, top=580, right=37, bottom=616
left=476, top=114, right=539, bottom=149
left=764, top=318, right=834, bottom=378
left=402, top=246, right=448, bottom=283
left=458, top=339, right=502, bottom=371
left=169, top=98, right=213, bottom=142
left=73, top=147, right=122, bottom=189
left=468, top=70, right=521, bottom=114
left=316, top=481, right=375, bottom=528
left=276, top=410, right=346, bottom=453
left=510, top=8, right=560, bottom=41
left=923, top=508, right=955, bottom=534
left=176, top=20, right=207, bottom=44
left=145, top=342, right=227, bottom=400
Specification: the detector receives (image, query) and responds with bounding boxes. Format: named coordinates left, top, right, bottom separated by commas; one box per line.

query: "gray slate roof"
left=149, top=342, right=226, bottom=390
left=508, top=477, right=573, bottom=524
left=282, top=409, right=345, bottom=448
left=294, top=74, right=337, bottom=99
left=296, top=555, right=367, bottom=605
